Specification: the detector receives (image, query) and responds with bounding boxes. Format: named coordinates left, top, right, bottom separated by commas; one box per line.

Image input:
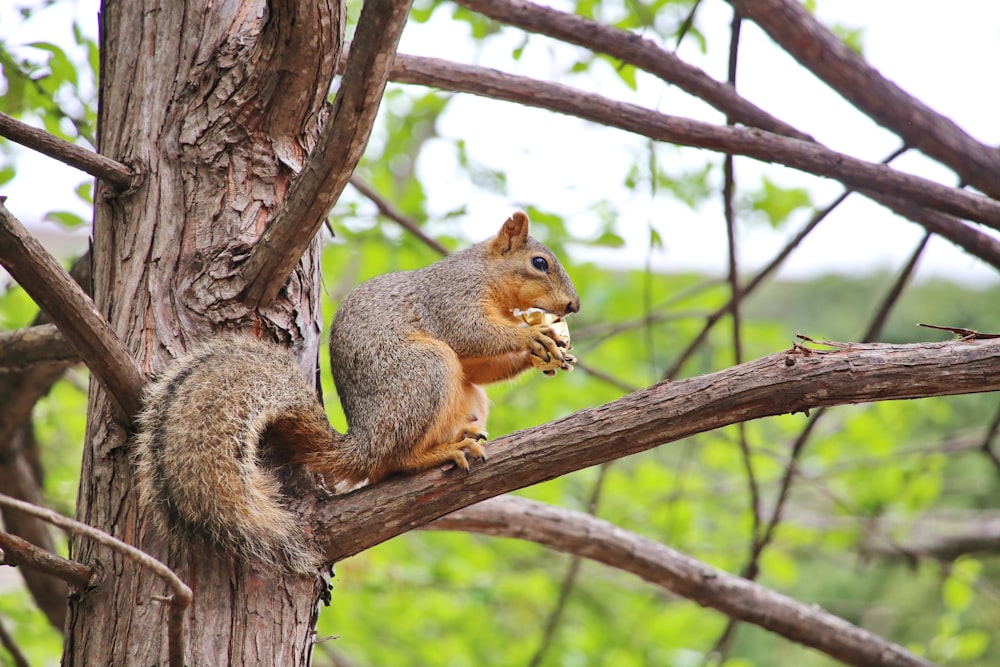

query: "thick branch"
left=0, top=202, right=144, bottom=420
left=313, top=338, right=1000, bottom=562
left=728, top=0, right=1000, bottom=199
left=0, top=112, right=135, bottom=190
left=388, top=54, right=1000, bottom=231
left=432, top=496, right=935, bottom=667
left=0, top=324, right=78, bottom=367
left=240, top=0, right=413, bottom=308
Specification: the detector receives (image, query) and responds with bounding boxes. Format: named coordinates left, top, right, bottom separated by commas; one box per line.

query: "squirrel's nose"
left=564, top=298, right=580, bottom=315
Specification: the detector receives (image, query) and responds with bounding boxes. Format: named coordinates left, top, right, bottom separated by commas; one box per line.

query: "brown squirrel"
left=133, top=212, right=579, bottom=572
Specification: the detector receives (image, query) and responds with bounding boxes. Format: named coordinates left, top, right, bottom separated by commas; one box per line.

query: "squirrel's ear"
left=492, top=212, right=530, bottom=255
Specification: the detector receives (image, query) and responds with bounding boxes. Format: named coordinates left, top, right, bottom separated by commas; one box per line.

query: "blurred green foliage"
left=2, top=0, right=999, bottom=666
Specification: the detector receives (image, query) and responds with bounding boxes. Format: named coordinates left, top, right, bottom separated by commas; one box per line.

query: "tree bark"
left=65, top=0, right=341, bottom=664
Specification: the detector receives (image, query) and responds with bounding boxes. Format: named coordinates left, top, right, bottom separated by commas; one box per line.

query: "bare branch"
left=388, top=54, right=1000, bottom=230
left=0, top=618, right=30, bottom=667
left=727, top=0, right=1000, bottom=199
left=0, top=202, right=144, bottom=421
left=432, top=496, right=936, bottom=667
left=349, top=177, right=450, bottom=256
left=455, top=0, right=810, bottom=140
left=0, top=493, right=192, bottom=667
left=0, top=112, right=135, bottom=190
left=452, top=0, right=1000, bottom=271
left=0, top=531, right=93, bottom=589
left=861, top=511, right=1000, bottom=562
left=240, top=0, right=414, bottom=309
left=313, top=338, right=1000, bottom=562
left=0, top=324, right=77, bottom=368
left=0, top=254, right=91, bottom=630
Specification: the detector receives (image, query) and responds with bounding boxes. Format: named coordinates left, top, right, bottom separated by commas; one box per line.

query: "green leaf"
left=44, top=210, right=87, bottom=228
left=75, top=180, right=94, bottom=204
left=749, top=176, right=813, bottom=227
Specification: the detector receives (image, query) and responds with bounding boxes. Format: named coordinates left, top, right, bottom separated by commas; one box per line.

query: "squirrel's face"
left=511, top=243, right=580, bottom=317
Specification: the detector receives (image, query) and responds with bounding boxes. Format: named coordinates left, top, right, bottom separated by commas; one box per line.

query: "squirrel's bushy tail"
left=133, top=338, right=336, bottom=574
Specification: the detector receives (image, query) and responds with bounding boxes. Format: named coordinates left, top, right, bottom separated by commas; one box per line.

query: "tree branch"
left=727, top=0, right=1000, bottom=199
left=0, top=112, right=135, bottom=190
left=0, top=493, right=192, bottom=667
left=0, top=324, right=78, bottom=367
left=455, top=0, right=809, bottom=141
left=0, top=202, right=144, bottom=421
left=349, top=176, right=450, bottom=256
left=0, top=253, right=91, bottom=630
left=431, top=496, right=936, bottom=667
left=239, top=0, right=414, bottom=309
left=387, top=54, right=1000, bottom=231
left=451, top=0, right=1000, bottom=271
left=313, top=338, right=1000, bottom=562
left=0, top=531, right=94, bottom=589
left=861, top=511, right=1000, bottom=562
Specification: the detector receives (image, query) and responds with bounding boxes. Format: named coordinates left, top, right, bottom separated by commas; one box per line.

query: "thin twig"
left=0, top=112, right=135, bottom=190
left=349, top=177, right=449, bottom=256
left=978, top=404, right=1000, bottom=478
left=0, top=202, right=144, bottom=421
left=663, top=145, right=911, bottom=380
left=0, top=493, right=191, bottom=667
left=527, top=465, right=610, bottom=667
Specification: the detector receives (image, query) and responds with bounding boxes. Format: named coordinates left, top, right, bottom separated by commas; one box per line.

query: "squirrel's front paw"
left=527, top=326, right=574, bottom=374
left=515, top=308, right=575, bottom=375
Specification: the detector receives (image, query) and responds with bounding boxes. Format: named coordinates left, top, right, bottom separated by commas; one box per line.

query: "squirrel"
left=133, top=212, right=580, bottom=573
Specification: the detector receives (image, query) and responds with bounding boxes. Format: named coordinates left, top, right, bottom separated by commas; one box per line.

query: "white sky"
left=2, top=0, right=999, bottom=284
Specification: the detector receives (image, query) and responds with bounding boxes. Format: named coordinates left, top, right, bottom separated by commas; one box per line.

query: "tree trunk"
left=64, top=0, right=342, bottom=663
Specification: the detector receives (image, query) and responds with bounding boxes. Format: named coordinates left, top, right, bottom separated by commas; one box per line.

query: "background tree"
left=1, top=0, right=999, bottom=666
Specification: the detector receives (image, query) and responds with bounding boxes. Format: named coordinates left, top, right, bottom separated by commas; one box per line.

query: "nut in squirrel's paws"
left=513, top=308, right=576, bottom=375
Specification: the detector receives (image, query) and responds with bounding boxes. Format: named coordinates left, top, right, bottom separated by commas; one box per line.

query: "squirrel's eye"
left=531, top=256, right=550, bottom=272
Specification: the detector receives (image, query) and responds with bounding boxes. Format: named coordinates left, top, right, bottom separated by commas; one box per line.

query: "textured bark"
left=65, top=0, right=341, bottom=664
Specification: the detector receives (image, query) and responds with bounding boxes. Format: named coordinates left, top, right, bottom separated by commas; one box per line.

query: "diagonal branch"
left=431, top=496, right=936, bottom=667
left=0, top=531, right=94, bottom=589
left=387, top=54, right=1000, bottom=231
left=455, top=0, right=810, bottom=141
left=0, top=112, right=135, bottom=190
left=0, top=202, right=144, bottom=420
left=312, top=338, right=1000, bottom=562
left=727, top=0, right=1000, bottom=199
left=239, top=0, right=414, bottom=309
